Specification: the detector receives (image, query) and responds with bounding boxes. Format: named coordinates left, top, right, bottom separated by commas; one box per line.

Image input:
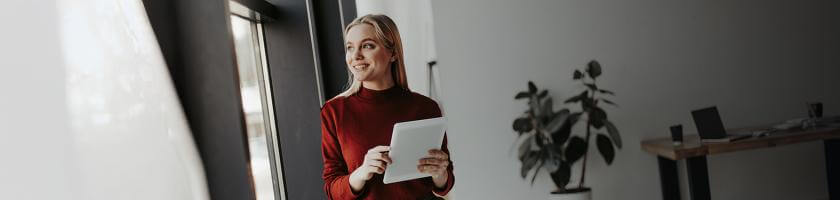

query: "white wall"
left=431, top=0, right=839, bottom=199
left=0, top=1, right=76, bottom=199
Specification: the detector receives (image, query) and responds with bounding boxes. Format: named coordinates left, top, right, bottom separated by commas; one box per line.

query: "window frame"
left=228, top=1, right=286, bottom=199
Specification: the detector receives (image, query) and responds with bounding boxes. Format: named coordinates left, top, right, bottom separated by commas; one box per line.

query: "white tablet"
left=383, top=117, right=447, bottom=184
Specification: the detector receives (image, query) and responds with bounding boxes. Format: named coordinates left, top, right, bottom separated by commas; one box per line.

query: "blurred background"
left=1, top=0, right=838, bottom=200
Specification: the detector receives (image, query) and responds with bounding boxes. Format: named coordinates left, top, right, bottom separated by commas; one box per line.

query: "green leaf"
left=603, top=120, right=622, bottom=149
left=587, top=60, right=602, bottom=79
left=528, top=81, right=537, bottom=94
left=543, top=153, right=560, bottom=172
left=584, top=83, right=599, bottom=91
left=590, top=119, right=604, bottom=129
left=541, top=97, right=554, bottom=118
left=544, top=109, right=569, bottom=133
left=538, top=90, right=549, bottom=99
left=530, top=97, right=542, bottom=117
left=534, top=132, right=547, bottom=149
left=573, top=70, right=584, bottom=80
left=588, top=107, right=607, bottom=128
left=551, top=112, right=579, bottom=144
left=518, top=134, right=533, bottom=161
left=550, top=162, right=571, bottom=190
left=568, top=112, right=583, bottom=124
left=513, top=117, right=533, bottom=133
left=600, top=98, right=617, bottom=106
left=531, top=155, right=546, bottom=186
left=564, top=90, right=588, bottom=104
left=515, top=91, right=530, bottom=99
left=521, top=151, right=539, bottom=179
left=596, top=134, right=615, bottom=165
left=598, top=89, right=615, bottom=95
left=582, top=98, right=595, bottom=111
left=564, top=136, right=587, bottom=163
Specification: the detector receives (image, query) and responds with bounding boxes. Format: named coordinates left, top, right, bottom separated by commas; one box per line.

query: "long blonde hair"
left=335, top=14, right=409, bottom=98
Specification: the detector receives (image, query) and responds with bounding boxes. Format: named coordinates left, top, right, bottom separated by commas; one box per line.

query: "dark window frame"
left=143, top=0, right=354, bottom=199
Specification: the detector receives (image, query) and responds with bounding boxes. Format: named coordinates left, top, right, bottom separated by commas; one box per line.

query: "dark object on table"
left=691, top=106, right=750, bottom=143
left=692, top=107, right=726, bottom=140
left=670, top=125, right=683, bottom=145
left=808, top=102, right=823, bottom=118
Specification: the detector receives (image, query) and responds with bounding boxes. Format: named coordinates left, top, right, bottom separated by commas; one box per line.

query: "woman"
left=320, top=14, right=455, bottom=200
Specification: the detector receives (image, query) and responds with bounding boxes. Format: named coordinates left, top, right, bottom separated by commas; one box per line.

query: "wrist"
left=348, top=169, right=364, bottom=192
left=432, top=171, right=448, bottom=188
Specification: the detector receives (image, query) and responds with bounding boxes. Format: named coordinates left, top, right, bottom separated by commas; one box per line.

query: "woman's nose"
left=352, top=49, right=363, bottom=60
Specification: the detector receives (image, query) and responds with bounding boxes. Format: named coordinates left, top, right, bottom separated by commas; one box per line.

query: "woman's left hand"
left=418, top=149, right=449, bottom=188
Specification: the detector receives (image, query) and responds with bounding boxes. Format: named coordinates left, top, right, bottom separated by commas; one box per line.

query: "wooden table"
left=641, top=126, right=840, bottom=200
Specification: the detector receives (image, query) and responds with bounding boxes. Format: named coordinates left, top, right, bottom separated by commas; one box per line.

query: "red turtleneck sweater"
left=320, top=86, right=454, bottom=200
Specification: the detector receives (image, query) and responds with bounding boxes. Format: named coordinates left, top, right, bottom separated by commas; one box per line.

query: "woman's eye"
left=363, top=44, right=374, bottom=49
left=346, top=46, right=354, bottom=51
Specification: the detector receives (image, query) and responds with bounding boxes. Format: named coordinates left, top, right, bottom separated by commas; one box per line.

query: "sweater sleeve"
left=321, top=107, right=363, bottom=200
left=428, top=100, right=455, bottom=197
left=432, top=134, right=455, bottom=197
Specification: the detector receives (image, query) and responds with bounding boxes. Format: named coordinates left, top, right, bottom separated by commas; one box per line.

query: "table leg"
left=826, top=139, right=839, bottom=199
left=658, top=156, right=681, bottom=200
left=686, top=156, right=711, bottom=200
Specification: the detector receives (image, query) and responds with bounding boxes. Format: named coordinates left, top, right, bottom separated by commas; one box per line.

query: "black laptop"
left=691, top=106, right=751, bottom=143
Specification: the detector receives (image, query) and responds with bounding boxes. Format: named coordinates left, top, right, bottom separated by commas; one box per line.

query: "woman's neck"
left=362, top=76, right=395, bottom=91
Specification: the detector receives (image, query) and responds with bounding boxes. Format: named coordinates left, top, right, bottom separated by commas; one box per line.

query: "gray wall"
left=262, top=0, right=326, bottom=199
left=312, top=0, right=354, bottom=98
left=823, top=1, right=840, bottom=115
left=431, top=0, right=839, bottom=199
left=262, top=0, right=357, bottom=199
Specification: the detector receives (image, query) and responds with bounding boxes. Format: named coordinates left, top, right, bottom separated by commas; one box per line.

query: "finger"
left=368, top=146, right=390, bottom=154
left=418, top=158, right=442, bottom=165
left=427, top=149, right=449, bottom=160
left=417, top=165, right=428, bottom=173
left=382, top=153, right=392, bottom=164
left=370, top=166, right=385, bottom=174
left=417, top=156, right=449, bottom=168
left=368, top=152, right=392, bottom=164
left=417, top=165, right=443, bottom=174
left=368, top=164, right=385, bottom=174
left=368, top=160, right=387, bottom=169
left=417, top=164, right=441, bottom=171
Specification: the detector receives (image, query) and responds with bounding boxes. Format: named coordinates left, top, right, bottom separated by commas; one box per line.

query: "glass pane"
left=230, top=15, right=277, bottom=200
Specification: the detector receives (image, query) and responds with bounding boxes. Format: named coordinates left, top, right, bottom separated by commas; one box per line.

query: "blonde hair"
left=335, top=14, right=409, bottom=98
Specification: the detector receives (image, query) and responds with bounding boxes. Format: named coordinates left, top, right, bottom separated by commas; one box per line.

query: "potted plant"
left=512, top=60, right=621, bottom=200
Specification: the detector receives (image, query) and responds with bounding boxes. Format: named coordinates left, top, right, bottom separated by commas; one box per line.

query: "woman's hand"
left=349, top=146, right=392, bottom=192
left=418, top=149, right=450, bottom=188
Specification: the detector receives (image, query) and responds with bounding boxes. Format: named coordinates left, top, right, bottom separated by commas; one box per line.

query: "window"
left=229, top=1, right=284, bottom=200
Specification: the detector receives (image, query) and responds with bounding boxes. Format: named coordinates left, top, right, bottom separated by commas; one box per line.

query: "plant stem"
left=579, top=121, right=590, bottom=188
left=578, top=84, right=597, bottom=189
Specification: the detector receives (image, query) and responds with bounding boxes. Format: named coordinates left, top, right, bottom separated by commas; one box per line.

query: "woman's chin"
left=352, top=75, right=369, bottom=82
left=351, top=72, right=371, bottom=81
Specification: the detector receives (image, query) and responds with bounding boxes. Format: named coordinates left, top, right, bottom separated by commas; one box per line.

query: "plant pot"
left=549, top=188, right=591, bottom=200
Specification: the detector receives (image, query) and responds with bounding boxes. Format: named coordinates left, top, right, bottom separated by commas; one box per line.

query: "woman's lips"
left=353, top=64, right=369, bottom=70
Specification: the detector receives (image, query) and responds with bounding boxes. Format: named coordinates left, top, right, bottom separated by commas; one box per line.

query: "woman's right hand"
left=349, top=146, right=392, bottom=192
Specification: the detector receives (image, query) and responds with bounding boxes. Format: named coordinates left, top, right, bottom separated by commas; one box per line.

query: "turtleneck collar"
left=354, top=85, right=406, bottom=103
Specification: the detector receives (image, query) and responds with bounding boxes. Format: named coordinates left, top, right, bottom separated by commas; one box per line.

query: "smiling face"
left=345, top=24, right=395, bottom=90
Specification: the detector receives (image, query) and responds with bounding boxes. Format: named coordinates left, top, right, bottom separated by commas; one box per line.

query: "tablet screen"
left=383, top=117, right=447, bottom=184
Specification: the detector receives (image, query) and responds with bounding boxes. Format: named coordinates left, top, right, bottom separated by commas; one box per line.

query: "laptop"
left=691, top=106, right=751, bottom=143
